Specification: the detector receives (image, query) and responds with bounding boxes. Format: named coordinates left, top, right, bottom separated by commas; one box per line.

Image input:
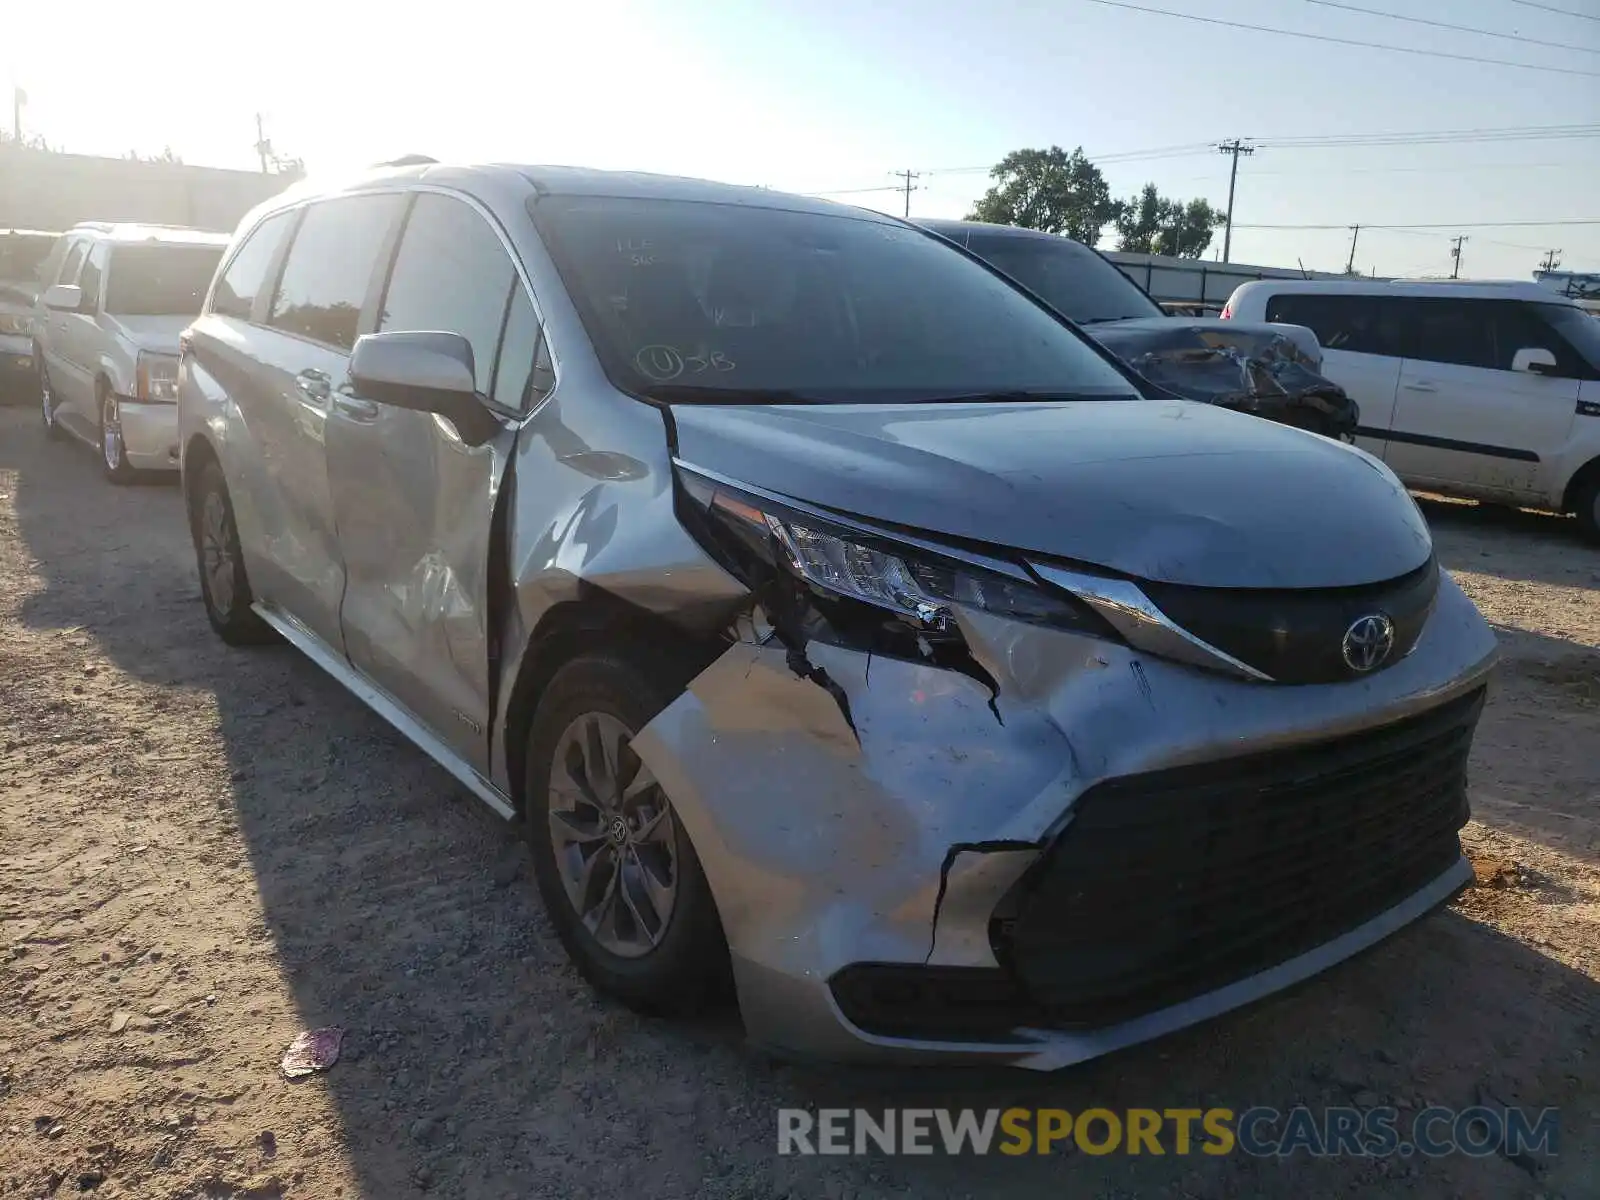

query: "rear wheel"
left=191, top=460, right=273, bottom=644
left=99, top=386, right=136, bottom=484
left=523, top=653, right=729, bottom=1016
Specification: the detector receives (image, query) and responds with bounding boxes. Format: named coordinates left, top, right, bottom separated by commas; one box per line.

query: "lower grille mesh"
left=999, top=687, right=1484, bottom=1028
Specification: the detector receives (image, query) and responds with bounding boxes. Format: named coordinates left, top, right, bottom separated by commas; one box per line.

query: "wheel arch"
left=501, top=590, right=730, bottom=817
left=1559, top=453, right=1600, bottom=515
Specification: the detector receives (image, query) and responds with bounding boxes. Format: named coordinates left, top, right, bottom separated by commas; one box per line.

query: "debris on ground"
left=280, top=1028, right=344, bottom=1078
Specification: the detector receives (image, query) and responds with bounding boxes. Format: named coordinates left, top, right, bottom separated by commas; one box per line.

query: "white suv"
left=33, top=222, right=228, bottom=481
left=1222, top=279, right=1600, bottom=541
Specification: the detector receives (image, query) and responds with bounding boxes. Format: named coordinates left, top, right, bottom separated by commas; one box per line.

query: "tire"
left=99, top=386, right=137, bottom=484
left=39, top=361, right=63, bottom=440
left=523, top=652, right=729, bottom=1016
left=1575, top=473, right=1600, bottom=546
left=190, top=460, right=273, bottom=645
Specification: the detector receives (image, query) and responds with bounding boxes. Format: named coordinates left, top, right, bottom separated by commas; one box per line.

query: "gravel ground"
left=1, top=404, right=1596, bottom=1199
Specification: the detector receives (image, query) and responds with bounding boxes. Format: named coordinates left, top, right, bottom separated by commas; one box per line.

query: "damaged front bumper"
left=631, top=573, right=1495, bottom=1069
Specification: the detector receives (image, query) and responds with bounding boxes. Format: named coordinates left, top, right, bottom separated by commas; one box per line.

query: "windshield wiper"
left=638, top=384, right=833, bottom=405
left=910, top=389, right=1130, bottom=404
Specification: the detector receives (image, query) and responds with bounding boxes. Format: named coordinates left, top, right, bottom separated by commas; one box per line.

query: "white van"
left=1221, top=279, right=1600, bottom=541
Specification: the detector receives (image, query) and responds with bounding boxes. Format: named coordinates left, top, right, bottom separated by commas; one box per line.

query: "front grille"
left=1141, top=555, right=1440, bottom=684
left=998, top=686, right=1484, bottom=1029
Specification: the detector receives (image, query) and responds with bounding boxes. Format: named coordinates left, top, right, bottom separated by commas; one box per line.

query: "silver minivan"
left=178, top=161, right=1498, bottom=1069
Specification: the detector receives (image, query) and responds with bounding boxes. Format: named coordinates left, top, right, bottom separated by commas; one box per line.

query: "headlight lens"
left=679, top=468, right=1110, bottom=638
left=137, top=352, right=180, bottom=402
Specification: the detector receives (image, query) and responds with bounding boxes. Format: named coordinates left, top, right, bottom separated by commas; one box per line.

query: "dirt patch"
left=2, top=414, right=1597, bottom=1198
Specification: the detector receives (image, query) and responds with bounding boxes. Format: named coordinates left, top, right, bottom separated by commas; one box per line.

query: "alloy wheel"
left=102, top=394, right=124, bottom=472
left=199, top=490, right=237, bottom=616
left=546, top=711, right=679, bottom=958
left=40, top=369, right=56, bottom=433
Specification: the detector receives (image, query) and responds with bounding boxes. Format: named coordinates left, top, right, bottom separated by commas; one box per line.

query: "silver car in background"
left=178, top=162, right=1497, bottom=1068
left=35, top=222, right=227, bottom=480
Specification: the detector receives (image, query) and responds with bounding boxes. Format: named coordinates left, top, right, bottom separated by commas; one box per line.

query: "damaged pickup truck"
left=180, top=164, right=1497, bottom=1069
left=916, top=218, right=1360, bottom=440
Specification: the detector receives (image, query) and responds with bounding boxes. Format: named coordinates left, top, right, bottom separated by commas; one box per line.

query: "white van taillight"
left=1219, top=303, right=1233, bottom=320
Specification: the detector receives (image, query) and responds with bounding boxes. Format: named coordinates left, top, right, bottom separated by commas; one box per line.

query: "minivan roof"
left=1229, top=277, right=1577, bottom=305
left=253, top=161, right=899, bottom=224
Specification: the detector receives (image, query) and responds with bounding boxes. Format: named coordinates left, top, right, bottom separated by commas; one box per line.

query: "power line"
left=1078, top=0, right=1600, bottom=77
left=1234, top=218, right=1600, bottom=229
left=1293, top=0, right=1600, bottom=55
left=892, top=169, right=922, bottom=217
left=1507, top=0, right=1600, bottom=23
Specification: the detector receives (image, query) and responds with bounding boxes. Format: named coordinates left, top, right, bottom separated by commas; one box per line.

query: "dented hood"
left=1088, top=318, right=1360, bottom=439
left=670, top=397, right=1432, bottom=588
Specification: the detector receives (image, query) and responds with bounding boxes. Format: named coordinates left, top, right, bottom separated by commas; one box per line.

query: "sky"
left=6, top=0, right=1599, bottom=280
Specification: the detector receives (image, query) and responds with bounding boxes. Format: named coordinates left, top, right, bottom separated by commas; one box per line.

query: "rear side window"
left=1264, top=293, right=1402, bottom=357
left=1402, top=299, right=1494, bottom=369
left=378, top=194, right=515, bottom=393
left=212, top=212, right=294, bottom=320
left=269, top=195, right=404, bottom=351
left=1491, top=301, right=1597, bottom=379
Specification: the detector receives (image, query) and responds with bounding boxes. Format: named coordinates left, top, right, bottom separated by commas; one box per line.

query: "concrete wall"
left=0, top=146, right=296, bottom=235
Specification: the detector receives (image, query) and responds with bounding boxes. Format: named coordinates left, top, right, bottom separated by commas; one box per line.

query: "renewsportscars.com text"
left=777, top=1106, right=1559, bottom=1159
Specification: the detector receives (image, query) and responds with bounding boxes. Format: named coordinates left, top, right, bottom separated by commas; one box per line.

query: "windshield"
left=1535, top=302, right=1600, bottom=371
left=959, top=232, right=1164, bottom=324
left=528, top=196, right=1139, bottom=402
left=106, top=245, right=224, bottom=316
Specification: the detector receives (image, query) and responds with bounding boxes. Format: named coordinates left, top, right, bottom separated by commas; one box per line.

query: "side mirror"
left=349, top=331, right=502, bottom=446
left=43, top=283, right=85, bottom=313
left=1511, top=347, right=1558, bottom=376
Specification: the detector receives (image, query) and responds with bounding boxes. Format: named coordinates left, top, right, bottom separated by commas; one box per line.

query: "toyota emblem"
left=1341, top=614, right=1396, bottom=673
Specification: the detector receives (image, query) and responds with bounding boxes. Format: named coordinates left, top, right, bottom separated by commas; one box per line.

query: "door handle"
left=1402, top=381, right=1437, bottom=393
left=333, top=394, right=380, bottom=421
left=294, top=368, right=331, bottom=400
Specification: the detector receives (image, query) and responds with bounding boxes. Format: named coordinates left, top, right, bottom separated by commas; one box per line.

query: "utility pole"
left=1539, top=249, right=1562, bottom=273
left=254, top=113, right=271, bottom=174
left=893, top=169, right=921, bottom=218
left=1345, top=224, right=1361, bottom=274
left=1217, top=139, right=1255, bottom=264
left=1449, top=235, right=1468, bottom=279
left=12, top=86, right=24, bottom=143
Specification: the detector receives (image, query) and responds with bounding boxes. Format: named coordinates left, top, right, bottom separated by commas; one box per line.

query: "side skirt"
left=252, top=603, right=517, bottom=821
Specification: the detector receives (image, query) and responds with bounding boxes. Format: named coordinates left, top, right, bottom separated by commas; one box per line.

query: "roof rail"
left=71, top=221, right=116, bottom=232
left=375, top=154, right=437, bottom=167
left=72, top=220, right=208, bottom=233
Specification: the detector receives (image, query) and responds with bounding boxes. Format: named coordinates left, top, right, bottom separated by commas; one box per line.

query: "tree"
left=968, top=146, right=1117, bottom=246
left=1113, top=184, right=1224, bottom=258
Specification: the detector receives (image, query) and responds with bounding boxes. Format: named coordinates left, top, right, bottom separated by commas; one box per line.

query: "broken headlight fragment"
left=675, top=466, right=1116, bottom=642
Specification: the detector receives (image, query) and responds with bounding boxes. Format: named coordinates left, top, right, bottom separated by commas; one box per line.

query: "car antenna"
left=1297, top=258, right=1310, bottom=280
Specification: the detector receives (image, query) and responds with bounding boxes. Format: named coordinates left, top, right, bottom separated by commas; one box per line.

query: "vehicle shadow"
left=1419, top=494, right=1598, bottom=591
left=2, top=410, right=1594, bottom=1199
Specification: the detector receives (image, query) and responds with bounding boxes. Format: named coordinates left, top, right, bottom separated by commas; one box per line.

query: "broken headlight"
left=677, top=467, right=1112, bottom=639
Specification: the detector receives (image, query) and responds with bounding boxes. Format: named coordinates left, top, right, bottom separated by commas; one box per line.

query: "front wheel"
left=100, top=388, right=136, bottom=484
left=190, top=461, right=273, bottom=645
left=1575, top=474, right=1600, bottom=546
left=524, top=653, right=729, bottom=1016
left=39, top=362, right=62, bottom=440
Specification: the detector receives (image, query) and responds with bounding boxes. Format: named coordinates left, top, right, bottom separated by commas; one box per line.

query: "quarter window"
left=212, top=211, right=294, bottom=320
left=492, top=285, right=555, bottom=410
left=378, top=194, right=516, bottom=393
left=269, top=195, right=404, bottom=351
